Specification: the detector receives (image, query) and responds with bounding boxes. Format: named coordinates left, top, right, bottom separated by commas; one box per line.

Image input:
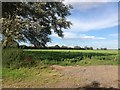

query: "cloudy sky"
left=47, top=1, right=118, bottom=49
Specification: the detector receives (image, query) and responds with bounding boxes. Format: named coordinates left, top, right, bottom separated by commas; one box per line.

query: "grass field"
left=2, top=49, right=118, bottom=88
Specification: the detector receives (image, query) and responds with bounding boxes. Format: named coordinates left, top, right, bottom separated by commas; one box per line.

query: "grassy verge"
left=2, top=64, right=64, bottom=88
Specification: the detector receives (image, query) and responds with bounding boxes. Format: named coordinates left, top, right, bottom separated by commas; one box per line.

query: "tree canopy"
left=2, top=2, right=72, bottom=48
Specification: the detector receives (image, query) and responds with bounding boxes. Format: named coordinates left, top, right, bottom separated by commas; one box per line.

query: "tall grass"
left=2, top=48, right=37, bottom=69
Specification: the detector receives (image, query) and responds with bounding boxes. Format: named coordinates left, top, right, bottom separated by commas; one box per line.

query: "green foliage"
left=2, top=2, right=72, bottom=48
left=2, top=48, right=36, bottom=69
left=2, top=49, right=23, bottom=68
left=5, top=41, right=19, bottom=48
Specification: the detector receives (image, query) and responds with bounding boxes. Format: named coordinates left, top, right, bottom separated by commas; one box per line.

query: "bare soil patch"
left=50, top=65, right=119, bottom=88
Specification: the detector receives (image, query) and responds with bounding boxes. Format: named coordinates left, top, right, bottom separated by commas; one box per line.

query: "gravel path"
left=51, top=65, right=119, bottom=88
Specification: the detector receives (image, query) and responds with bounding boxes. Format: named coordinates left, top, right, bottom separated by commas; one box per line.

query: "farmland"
left=2, top=49, right=119, bottom=88
left=23, top=49, right=118, bottom=66
left=2, top=1, right=119, bottom=89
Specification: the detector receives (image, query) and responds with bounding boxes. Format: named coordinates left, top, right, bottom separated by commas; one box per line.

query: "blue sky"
left=47, top=1, right=118, bottom=49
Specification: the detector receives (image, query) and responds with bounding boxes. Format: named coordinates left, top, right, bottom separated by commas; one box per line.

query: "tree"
left=104, top=48, right=107, bottom=50
left=61, top=45, right=68, bottom=49
left=74, top=46, right=81, bottom=49
left=54, top=45, right=60, bottom=49
left=2, top=2, right=72, bottom=48
left=97, top=48, right=99, bottom=50
left=84, top=46, right=89, bottom=50
left=89, top=47, right=93, bottom=50
left=101, top=48, right=107, bottom=50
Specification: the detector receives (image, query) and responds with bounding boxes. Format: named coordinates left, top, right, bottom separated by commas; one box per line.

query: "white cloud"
left=50, top=32, right=62, bottom=39
left=80, top=35, right=95, bottom=39
left=51, top=32, right=77, bottom=39
left=79, top=35, right=106, bottom=40
left=69, top=13, right=117, bottom=32
left=63, top=32, right=78, bottom=39
left=64, top=1, right=118, bottom=32
left=47, top=43, right=59, bottom=46
left=96, top=37, right=106, bottom=40
left=65, top=2, right=107, bottom=11
left=51, top=32, right=58, bottom=37
left=109, top=33, right=118, bottom=37
left=64, top=0, right=119, bottom=3
left=51, top=32, right=78, bottom=39
left=74, top=3, right=103, bottom=10
left=51, top=32, right=106, bottom=40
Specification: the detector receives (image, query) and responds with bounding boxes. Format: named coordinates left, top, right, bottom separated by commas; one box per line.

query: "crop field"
left=23, top=49, right=118, bottom=66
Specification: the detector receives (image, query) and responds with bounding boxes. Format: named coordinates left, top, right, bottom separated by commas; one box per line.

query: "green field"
left=2, top=49, right=118, bottom=88
left=23, top=49, right=118, bottom=66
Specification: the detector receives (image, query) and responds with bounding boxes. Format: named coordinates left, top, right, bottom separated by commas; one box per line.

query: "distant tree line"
left=18, top=45, right=107, bottom=50
left=97, top=48, right=107, bottom=50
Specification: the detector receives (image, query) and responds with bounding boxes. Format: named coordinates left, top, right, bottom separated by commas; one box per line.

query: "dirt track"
left=2, top=65, right=119, bottom=88
left=51, top=65, right=119, bottom=88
